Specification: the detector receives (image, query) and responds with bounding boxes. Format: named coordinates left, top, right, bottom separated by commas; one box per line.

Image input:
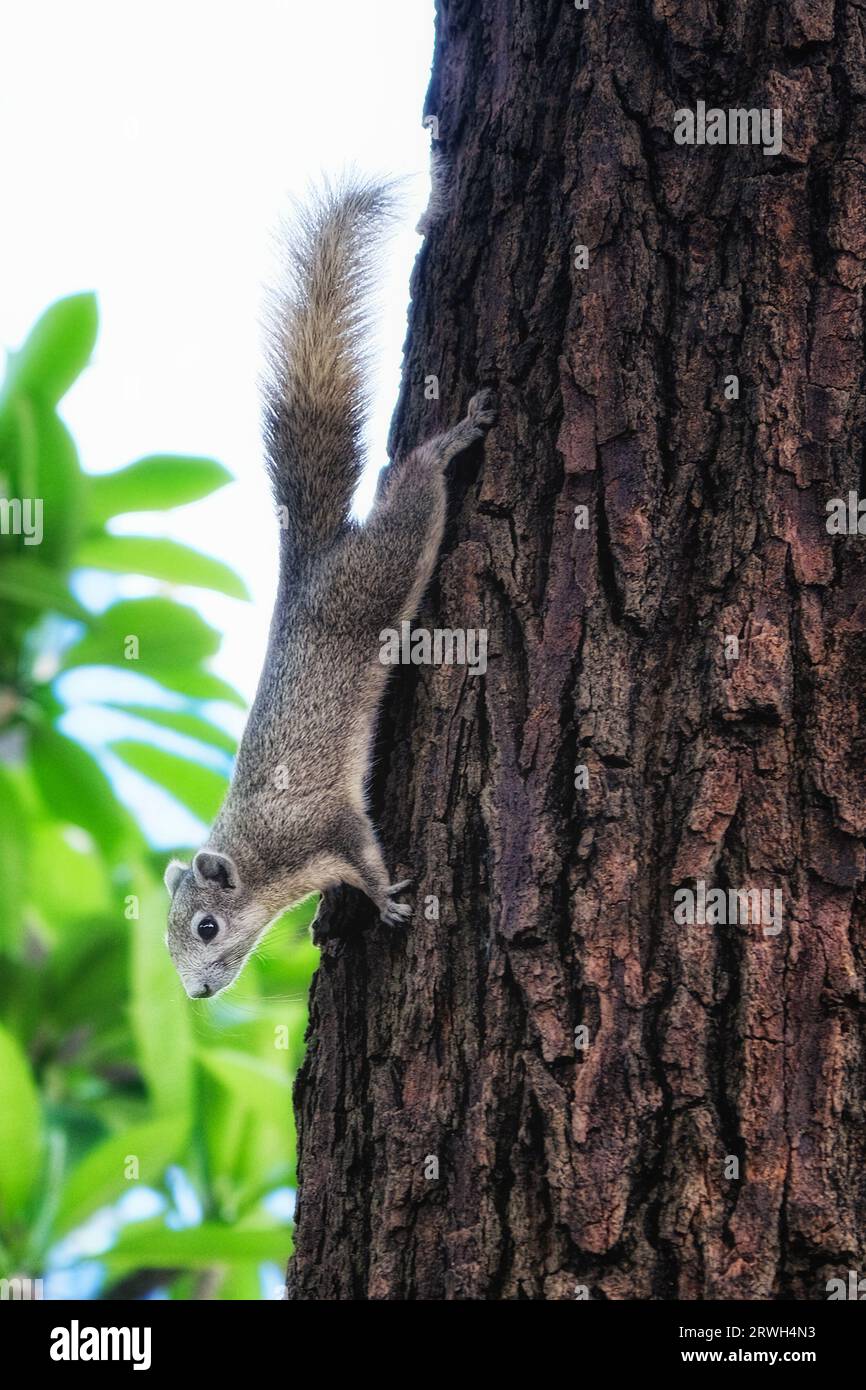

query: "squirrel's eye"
left=197, top=916, right=219, bottom=943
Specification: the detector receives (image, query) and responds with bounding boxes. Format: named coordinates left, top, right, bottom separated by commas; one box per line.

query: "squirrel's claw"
left=467, top=389, right=498, bottom=431
left=381, top=898, right=412, bottom=927
left=380, top=880, right=413, bottom=926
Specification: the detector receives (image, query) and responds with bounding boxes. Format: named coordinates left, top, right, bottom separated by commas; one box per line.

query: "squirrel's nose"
left=190, top=982, right=212, bottom=999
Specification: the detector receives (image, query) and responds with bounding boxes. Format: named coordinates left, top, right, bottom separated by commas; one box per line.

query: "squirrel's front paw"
left=381, top=898, right=412, bottom=927
left=380, top=880, right=413, bottom=927
left=467, top=389, right=498, bottom=431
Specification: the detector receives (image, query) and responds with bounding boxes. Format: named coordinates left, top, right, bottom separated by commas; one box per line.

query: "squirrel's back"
left=262, top=176, right=394, bottom=556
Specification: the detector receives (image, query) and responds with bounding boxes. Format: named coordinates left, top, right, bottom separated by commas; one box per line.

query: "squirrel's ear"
left=193, top=849, right=239, bottom=890
left=164, top=859, right=187, bottom=897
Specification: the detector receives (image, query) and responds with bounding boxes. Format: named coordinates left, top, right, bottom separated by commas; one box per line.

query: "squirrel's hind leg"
left=349, top=391, right=498, bottom=630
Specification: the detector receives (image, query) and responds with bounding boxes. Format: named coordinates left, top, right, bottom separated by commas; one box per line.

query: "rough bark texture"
left=288, top=0, right=866, bottom=1299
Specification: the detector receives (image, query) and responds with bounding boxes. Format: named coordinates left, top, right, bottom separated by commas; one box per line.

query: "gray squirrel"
left=163, top=178, right=496, bottom=998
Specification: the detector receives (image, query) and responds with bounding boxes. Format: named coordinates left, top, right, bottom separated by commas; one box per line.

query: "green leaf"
left=109, top=741, right=227, bottom=821
left=0, top=769, right=28, bottom=953
left=1, top=397, right=85, bottom=568
left=252, top=903, right=318, bottom=1021
left=30, top=726, right=125, bottom=855
left=29, top=820, right=109, bottom=929
left=53, top=1114, right=187, bottom=1237
left=2, top=294, right=98, bottom=405
left=103, top=703, right=237, bottom=755
left=140, top=668, right=247, bottom=708
left=0, top=1024, right=43, bottom=1224
left=198, top=1046, right=293, bottom=1204
left=217, top=1262, right=269, bottom=1300
left=77, top=535, right=250, bottom=599
left=0, top=557, right=88, bottom=619
left=62, top=597, right=221, bottom=673
left=0, top=397, right=35, bottom=498
left=198, top=1049, right=292, bottom=1115
left=87, top=455, right=233, bottom=526
left=129, top=887, right=194, bottom=1117
left=107, top=1222, right=290, bottom=1269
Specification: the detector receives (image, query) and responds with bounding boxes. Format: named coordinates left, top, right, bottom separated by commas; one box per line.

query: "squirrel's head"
left=163, top=850, right=271, bottom=998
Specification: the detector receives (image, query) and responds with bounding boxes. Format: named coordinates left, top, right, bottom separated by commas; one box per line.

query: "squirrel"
left=163, top=178, right=497, bottom=999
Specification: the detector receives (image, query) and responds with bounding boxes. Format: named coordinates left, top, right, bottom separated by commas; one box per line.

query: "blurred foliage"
left=0, top=295, right=318, bottom=1300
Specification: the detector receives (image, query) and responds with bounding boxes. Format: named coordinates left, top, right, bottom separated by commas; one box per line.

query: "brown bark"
left=288, top=0, right=866, bottom=1299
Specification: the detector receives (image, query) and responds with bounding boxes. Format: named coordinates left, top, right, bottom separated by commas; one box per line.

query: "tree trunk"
left=288, top=0, right=866, bottom=1300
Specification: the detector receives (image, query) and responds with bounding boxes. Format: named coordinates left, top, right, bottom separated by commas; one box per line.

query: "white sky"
left=0, top=0, right=434, bottom=843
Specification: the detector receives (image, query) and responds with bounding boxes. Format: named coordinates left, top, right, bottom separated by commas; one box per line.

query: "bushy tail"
left=263, top=176, right=395, bottom=553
